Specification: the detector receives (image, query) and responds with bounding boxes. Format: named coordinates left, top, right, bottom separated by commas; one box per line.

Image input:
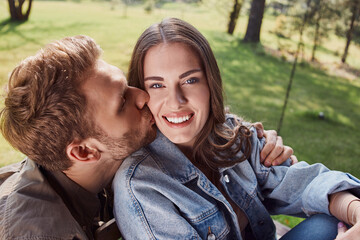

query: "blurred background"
left=1, top=0, right=359, bottom=227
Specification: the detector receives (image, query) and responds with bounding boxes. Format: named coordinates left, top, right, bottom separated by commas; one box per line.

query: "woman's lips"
left=162, top=113, right=194, bottom=128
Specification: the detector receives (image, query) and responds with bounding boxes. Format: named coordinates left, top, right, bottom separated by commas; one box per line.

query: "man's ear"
left=66, top=139, right=101, bottom=163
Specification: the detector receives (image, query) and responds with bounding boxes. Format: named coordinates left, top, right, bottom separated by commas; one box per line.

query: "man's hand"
left=254, top=122, right=298, bottom=167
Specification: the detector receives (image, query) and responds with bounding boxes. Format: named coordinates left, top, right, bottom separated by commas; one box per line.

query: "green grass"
left=1, top=0, right=359, bottom=228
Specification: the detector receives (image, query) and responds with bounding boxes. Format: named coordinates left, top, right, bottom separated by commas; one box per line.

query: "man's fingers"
left=290, top=155, right=298, bottom=165
left=260, top=130, right=277, bottom=162
left=254, top=122, right=264, bottom=139
left=271, top=147, right=294, bottom=166
left=264, top=136, right=284, bottom=166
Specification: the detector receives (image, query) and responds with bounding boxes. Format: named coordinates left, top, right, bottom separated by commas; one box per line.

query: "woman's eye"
left=185, top=78, right=199, bottom=84
left=150, top=83, right=163, bottom=88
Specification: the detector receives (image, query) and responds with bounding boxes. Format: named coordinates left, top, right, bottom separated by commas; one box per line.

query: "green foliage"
left=273, top=14, right=288, bottom=38
left=144, top=0, right=154, bottom=13
left=335, top=0, right=360, bottom=45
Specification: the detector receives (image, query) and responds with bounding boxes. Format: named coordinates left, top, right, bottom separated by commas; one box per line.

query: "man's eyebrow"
left=179, top=69, right=201, bottom=79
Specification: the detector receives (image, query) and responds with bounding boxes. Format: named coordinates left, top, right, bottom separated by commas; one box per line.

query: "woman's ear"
left=66, top=140, right=101, bottom=163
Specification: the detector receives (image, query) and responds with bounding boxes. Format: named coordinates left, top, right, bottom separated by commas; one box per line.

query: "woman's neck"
left=177, top=143, right=217, bottom=183
left=177, top=144, right=194, bottom=162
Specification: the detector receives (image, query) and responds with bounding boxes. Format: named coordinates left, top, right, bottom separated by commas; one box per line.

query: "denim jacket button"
left=224, top=175, right=230, bottom=183
left=207, top=233, right=216, bottom=240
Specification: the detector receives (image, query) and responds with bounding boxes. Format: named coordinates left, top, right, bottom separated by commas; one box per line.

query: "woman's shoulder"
left=115, top=147, right=161, bottom=179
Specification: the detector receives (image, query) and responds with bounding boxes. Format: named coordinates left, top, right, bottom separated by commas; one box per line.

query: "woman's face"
left=143, top=42, right=210, bottom=148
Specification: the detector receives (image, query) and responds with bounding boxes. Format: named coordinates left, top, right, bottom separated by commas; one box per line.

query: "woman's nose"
left=166, top=85, right=187, bottom=109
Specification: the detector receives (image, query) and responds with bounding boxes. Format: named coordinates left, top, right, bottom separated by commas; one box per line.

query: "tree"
left=267, top=0, right=294, bottom=16
left=310, top=1, right=322, bottom=61
left=341, top=0, right=360, bottom=63
left=8, top=0, right=33, bottom=21
left=243, top=0, right=266, bottom=42
left=307, top=0, right=339, bottom=61
left=227, top=0, right=244, bottom=35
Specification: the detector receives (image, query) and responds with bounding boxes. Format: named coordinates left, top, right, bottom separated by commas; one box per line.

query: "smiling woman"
left=112, top=18, right=360, bottom=240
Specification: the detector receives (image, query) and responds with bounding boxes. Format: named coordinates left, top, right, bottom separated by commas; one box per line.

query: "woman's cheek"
left=147, top=93, right=158, bottom=116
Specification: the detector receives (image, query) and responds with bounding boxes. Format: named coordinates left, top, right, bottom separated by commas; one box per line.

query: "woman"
left=113, top=18, right=360, bottom=239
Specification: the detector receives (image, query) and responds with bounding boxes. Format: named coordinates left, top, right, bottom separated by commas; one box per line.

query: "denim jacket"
left=113, top=115, right=360, bottom=240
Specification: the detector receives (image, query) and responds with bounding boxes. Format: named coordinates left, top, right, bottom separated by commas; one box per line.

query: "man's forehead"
left=82, top=60, right=127, bottom=103
left=96, top=59, right=125, bottom=75
left=92, top=60, right=127, bottom=84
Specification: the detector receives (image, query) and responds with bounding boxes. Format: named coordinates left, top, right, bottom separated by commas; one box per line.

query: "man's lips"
left=143, top=106, right=155, bottom=124
left=150, top=115, right=155, bottom=124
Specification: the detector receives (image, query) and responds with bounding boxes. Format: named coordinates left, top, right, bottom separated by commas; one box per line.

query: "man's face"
left=82, top=60, right=156, bottom=160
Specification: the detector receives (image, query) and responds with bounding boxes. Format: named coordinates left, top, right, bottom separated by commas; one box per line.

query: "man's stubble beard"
left=93, top=105, right=157, bottom=161
left=98, top=122, right=156, bottom=162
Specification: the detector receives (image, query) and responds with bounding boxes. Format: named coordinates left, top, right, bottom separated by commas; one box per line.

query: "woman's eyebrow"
left=144, top=68, right=202, bottom=81
left=179, top=69, right=201, bottom=79
left=144, top=76, right=163, bottom=81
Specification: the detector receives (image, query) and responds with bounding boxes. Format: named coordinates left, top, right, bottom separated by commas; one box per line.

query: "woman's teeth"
left=166, top=114, right=191, bottom=124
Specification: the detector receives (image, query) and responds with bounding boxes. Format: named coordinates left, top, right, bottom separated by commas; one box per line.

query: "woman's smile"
left=162, top=112, right=195, bottom=128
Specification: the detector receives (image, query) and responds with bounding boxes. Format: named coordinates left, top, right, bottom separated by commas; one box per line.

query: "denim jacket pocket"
left=186, top=206, right=230, bottom=240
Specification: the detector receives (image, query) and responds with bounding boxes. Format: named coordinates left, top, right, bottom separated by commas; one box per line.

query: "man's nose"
left=128, top=86, right=150, bottom=109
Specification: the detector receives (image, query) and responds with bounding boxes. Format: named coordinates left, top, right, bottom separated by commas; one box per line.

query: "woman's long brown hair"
left=128, top=18, right=252, bottom=170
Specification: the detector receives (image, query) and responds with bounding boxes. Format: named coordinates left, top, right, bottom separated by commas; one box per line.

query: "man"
left=0, top=35, right=157, bottom=239
left=0, top=36, right=292, bottom=239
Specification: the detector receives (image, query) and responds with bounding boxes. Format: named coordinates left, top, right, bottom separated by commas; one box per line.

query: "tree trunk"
left=341, top=3, right=359, bottom=63
left=227, top=0, right=243, bottom=35
left=243, top=0, right=266, bottom=43
left=8, top=0, right=33, bottom=21
left=311, top=12, right=322, bottom=61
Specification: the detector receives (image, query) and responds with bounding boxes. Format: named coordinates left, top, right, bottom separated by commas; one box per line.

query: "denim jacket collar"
left=147, top=130, right=200, bottom=184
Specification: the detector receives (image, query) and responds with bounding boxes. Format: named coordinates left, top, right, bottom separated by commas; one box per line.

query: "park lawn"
left=0, top=0, right=359, bottom=228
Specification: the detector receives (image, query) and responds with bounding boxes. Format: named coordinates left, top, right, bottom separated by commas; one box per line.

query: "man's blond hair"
left=0, top=35, right=102, bottom=171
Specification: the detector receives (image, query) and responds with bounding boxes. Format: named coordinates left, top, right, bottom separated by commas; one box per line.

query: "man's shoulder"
left=0, top=159, right=87, bottom=239
left=0, top=158, right=36, bottom=199
left=0, top=158, right=51, bottom=198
